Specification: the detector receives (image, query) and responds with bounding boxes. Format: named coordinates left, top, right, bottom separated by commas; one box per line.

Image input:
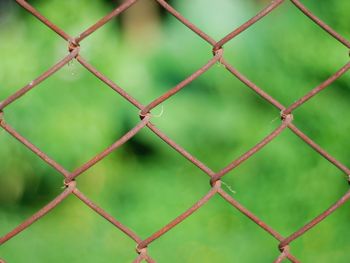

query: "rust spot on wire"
left=1, top=0, right=349, bottom=261
left=0, top=111, right=4, bottom=125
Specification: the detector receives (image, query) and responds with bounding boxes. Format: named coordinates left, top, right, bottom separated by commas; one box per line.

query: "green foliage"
left=0, top=0, right=349, bottom=262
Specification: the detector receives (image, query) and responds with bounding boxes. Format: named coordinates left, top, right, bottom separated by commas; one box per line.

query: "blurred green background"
left=0, top=0, right=349, bottom=262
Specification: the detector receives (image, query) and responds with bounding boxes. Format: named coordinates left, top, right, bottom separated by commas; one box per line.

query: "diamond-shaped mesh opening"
left=291, top=200, right=350, bottom=262
left=223, top=128, right=347, bottom=231
left=148, top=195, right=280, bottom=263
left=3, top=61, right=135, bottom=170
left=0, top=15, right=66, bottom=99
left=0, top=195, right=138, bottom=262
left=151, top=66, right=278, bottom=170
left=222, top=1, right=348, bottom=106
left=80, top=3, right=212, bottom=105
left=293, top=76, right=350, bottom=162
left=0, top=131, right=63, bottom=207
left=76, top=129, right=210, bottom=235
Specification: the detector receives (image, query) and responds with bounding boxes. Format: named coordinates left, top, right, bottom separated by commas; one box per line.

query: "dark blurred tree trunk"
left=105, top=0, right=169, bottom=51
left=122, top=0, right=161, bottom=50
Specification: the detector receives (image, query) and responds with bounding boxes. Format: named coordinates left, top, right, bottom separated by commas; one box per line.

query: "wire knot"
left=68, top=40, right=80, bottom=54
left=280, top=111, right=293, bottom=122
left=212, top=46, right=224, bottom=58
left=63, top=178, right=76, bottom=188
left=209, top=176, right=222, bottom=188
left=136, top=244, right=148, bottom=254
left=139, top=110, right=150, bottom=120
left=212, top=43, right=224, bottom=55
left=139, top=106, right=164, bottom=120
left=278, top=242, right=290, bottom=253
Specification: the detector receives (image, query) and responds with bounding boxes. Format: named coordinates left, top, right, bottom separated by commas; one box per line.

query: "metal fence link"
left=1, top=0, right=349, bottom=262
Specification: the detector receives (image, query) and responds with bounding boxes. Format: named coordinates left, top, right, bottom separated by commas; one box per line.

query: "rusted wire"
left=1, top=0, right=349, bottom=262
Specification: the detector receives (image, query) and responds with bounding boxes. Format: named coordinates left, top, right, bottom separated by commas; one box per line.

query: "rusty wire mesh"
left=0, top=0, right=349, bottom=262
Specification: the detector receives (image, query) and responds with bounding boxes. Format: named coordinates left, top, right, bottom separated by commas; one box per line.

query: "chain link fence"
left=0, top=0, right=349, bottom=262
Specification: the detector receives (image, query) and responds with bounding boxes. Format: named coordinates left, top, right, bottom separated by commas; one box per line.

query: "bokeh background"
left=0, top=0, right=349, bottom=262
